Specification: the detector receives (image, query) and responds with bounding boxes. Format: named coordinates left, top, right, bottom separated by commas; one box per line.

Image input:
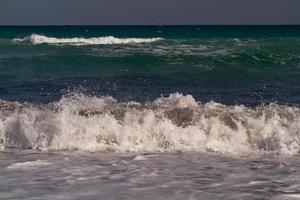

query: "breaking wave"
left=0, top=93, right=300, bottom=155
left=13, top=34, right=163, bottom=45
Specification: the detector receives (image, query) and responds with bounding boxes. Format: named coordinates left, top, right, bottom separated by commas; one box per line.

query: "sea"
left=0, top=26, right=300, bottom=199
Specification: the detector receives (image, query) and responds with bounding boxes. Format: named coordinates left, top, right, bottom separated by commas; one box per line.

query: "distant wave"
left=13, top=34, right=163, bottom=45
left=1, top=93, right=300, bottom=155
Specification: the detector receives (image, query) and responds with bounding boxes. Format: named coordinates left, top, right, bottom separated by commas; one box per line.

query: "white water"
left=0, top=93, right=300, bottom=155
left=13, top=34, right=163, bottom=45
left=1, top=152, right=300, bottom=200
left=6, top=160, right=51, bottom=170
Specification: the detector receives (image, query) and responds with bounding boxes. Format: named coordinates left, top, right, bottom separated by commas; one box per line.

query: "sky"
left=0, top=0, right=299, bottom=25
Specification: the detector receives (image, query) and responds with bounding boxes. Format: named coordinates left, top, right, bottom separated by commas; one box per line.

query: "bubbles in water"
left=0, top=92, right=300, bottom=155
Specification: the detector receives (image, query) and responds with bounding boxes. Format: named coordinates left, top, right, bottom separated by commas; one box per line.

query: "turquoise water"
left=0, top=26, right=300, bottom=105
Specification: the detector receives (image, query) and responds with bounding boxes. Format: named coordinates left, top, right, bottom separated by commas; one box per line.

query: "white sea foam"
left=7, top=160, right=51, bottom=170
left=13, top=34, right=163, bottom=46
left=0, top=93, right=300, bottom=155
left=272, top=194, right=300, bottom=200
left=133, top=155, right=148, bottom=161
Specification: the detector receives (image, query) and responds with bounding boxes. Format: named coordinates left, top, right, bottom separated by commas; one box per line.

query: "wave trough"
left=13, top=34, right=163, bottom=45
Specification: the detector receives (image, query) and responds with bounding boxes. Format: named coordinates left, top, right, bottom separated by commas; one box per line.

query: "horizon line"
left=0, top=24, right=300, bottom=27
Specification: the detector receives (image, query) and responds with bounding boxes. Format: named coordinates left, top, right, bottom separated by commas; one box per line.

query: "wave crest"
left=0, top=93, right=300, bottom=155
left=13, top=34, right=163, bottom=45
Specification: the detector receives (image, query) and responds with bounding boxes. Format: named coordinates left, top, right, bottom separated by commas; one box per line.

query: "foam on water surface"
left=1, top=151, right=300, bottom=200
left=7, top=160, right=51, bottom=170
left=0, top=93, right=300, bottom=155
left=272, top=194, right=300, bottom=200
left=13, top=34, right=163, bottom=45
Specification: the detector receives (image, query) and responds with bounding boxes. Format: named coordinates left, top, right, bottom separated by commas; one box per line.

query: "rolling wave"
left=13, top=34, right=163, bottom=45
left=0, top=93, right=299, bottom=155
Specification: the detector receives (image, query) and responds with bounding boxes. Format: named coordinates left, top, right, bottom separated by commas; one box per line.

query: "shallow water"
left=0, top=151, right=299, bottom=200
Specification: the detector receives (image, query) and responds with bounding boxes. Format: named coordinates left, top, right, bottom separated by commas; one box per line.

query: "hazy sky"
left=0, top=0, right=299, bottom=25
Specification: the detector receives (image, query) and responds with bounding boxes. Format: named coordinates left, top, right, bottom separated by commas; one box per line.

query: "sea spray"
left=0, top=93, right=299, bottom=155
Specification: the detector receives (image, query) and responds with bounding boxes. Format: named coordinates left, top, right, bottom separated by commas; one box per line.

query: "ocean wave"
left=12, top=34, right=163, bottom=45
left=0, top=93, right=300, bottom=155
